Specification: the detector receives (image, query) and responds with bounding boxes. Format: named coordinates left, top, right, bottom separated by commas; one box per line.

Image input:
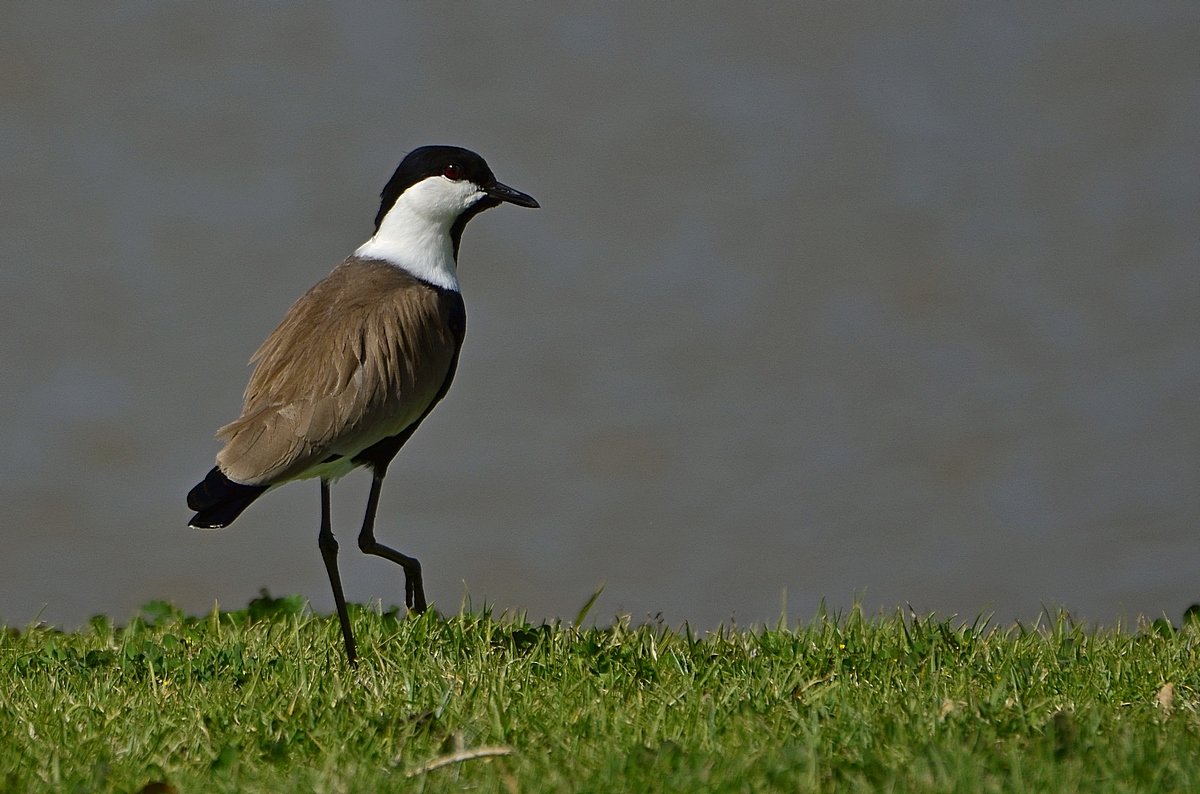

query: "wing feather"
left=215, top=258, right=458, bottom=485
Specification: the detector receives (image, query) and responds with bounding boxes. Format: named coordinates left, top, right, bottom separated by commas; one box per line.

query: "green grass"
left=2, top=594, right=1199, bottom=793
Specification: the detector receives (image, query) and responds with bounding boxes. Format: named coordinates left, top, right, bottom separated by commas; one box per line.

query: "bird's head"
left=374, top=145, right=539, bottom=232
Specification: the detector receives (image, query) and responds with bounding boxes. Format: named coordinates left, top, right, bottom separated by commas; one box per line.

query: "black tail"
left=187, top=466, right=268, bottom=528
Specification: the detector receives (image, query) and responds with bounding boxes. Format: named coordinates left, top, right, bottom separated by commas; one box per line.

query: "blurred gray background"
left=2, top=4, right=1197, bottom=629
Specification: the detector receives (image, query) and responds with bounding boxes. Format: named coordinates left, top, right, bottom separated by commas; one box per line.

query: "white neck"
left=355, top=180, right=476, bottom=292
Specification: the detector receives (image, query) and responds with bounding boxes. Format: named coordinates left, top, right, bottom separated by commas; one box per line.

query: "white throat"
left=355, top=177, right=484, bottom=292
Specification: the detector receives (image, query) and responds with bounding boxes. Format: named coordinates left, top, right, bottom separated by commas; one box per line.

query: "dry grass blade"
left=405, top=745, right=514, bottom=777
left=1154, top=682, right=1175, bottom=712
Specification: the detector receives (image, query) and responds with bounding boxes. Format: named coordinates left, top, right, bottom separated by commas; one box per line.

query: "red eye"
left=442, top=163, right=463, bottom=181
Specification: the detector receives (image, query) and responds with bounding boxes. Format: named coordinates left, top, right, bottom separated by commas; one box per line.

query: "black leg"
left=357, top=470, right=427, bottom=613
left=317, top=479, right=358, bottom=666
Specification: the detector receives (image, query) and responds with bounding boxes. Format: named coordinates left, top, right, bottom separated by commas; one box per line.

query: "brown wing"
left=215, top=258, right=459, bottom=485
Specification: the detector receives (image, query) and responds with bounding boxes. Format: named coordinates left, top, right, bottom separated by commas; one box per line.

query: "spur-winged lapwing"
left=187, top=145, right=538, bottom=665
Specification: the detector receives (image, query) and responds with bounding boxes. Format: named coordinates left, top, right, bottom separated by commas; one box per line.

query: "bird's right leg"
left=357, top=470, right=428, bottom=614
left=317, top=478, right=358, bottom=666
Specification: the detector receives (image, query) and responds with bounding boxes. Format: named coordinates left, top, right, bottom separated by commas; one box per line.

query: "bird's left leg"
left=318, top=479, right=358, bottom=665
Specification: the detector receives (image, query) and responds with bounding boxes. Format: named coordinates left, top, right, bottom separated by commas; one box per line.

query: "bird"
left=186, top=145, right=539, bottom=665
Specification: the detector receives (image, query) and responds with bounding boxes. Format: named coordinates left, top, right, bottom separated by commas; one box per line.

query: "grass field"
left=2, top=593, right=1199, bottom=793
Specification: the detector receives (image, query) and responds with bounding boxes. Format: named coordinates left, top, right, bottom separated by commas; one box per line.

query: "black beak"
left=487, top=181, right=540, bottom=209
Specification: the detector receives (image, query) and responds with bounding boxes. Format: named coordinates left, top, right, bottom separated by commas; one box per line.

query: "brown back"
left=215, top=257, right=462, bottom=485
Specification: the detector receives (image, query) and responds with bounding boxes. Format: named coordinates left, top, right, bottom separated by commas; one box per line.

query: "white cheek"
left=354, top=175, right=482, bottom=292
left=408, top=177, right=484, bottom=220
